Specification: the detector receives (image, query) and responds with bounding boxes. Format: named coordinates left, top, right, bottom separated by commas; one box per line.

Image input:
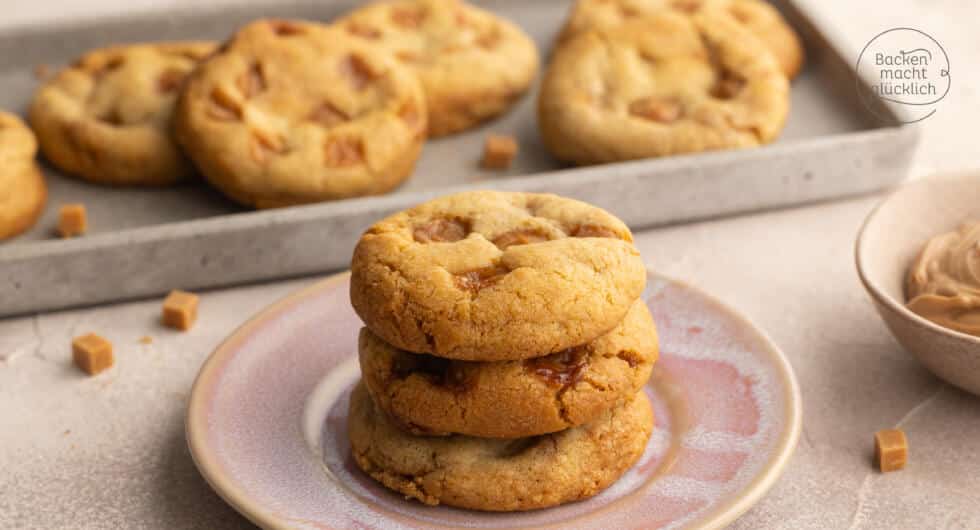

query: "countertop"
left=2, top=1, right=980, bottom=529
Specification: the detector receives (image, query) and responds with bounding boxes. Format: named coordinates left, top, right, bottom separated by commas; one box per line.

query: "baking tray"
left=0, top=0, right=919, bottom=317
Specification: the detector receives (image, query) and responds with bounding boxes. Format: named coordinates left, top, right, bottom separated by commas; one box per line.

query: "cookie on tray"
left=359, top=300, right=657, bottom=438
left=338, top=0, right=539, bottom=137
left=539, top=10, right=789, bottom=166
left=0, top=112, right=47, bottom=241
left=348, top=382, right=653, bottom=510
left=29, top=41, right=216, bottom=186
left=350, top=191, right=647, bottom=361
left=558, top=0, right=804, bottom=79
left=175, top=19, right=427, bottom=209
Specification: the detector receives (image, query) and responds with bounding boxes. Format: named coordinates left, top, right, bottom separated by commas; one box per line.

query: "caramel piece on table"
left=72, top=333, right=114, bottom=375
left=875, top=429, right=908, bottom=472
left=58, top=204, right=87, bottom=238
left=480, top=134, right=518, bottom=170
left=162, top=290, right=199, bottom=331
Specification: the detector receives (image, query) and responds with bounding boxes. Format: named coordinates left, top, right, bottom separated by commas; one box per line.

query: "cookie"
left=539, top=10, right=790, bottom=166
left=338, top=0, right=539, bottom=137
left=29, top=42, right=216, bottom=186
left=175, top=19, right=427, bottom=209
left=0, top=112, right=47, bottom=241
left=558, top=0, right=804, bottom=79
left=350, top=191, right=647, bottom=361
left=359, top=300, right=657, bottom=438
left=348, top=382, right=653, bottom=510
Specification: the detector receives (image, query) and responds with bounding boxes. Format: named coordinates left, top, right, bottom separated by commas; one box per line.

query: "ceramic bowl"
left=856, top=172, right=980, bottom=395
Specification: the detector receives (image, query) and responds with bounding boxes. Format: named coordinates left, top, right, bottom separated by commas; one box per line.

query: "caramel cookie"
left=29, top=42, right=215, bottom=186
left=558, top=0, right=804, bottom=79
left=175, top=19, right=427, bottom=208
left=0, top=112, right=47, bottom=241
left=359, top=300, right=657, bottom=438
left=338, top=0, right=539, bottom=137
left=539, top=10, right=789, bottom=165
left=350, top=191, right=647, bottom=361
left=348, top=382, right=653, bottom=510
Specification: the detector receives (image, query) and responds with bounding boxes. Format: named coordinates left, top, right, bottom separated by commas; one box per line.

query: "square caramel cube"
left=58, top=204, right=87, bottom=238
left=480, top=134, right=518, bottom=170
left=72, top=333, right=114, bottom=375
left=875, top=429, right=908, bottom=472
left=162, top=290, right=199, bottom=331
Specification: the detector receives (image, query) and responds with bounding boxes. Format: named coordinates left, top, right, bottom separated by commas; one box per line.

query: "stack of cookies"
left=539, top=0, right=802, bottom=165
left=348, top=190, right=658, bottom=511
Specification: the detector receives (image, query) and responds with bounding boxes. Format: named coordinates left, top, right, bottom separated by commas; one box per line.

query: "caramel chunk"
left=72, top=333, right=114, bottom=375
left=874, top=429, right=908, bottom=472
left=58, top=204, right=88, bottom=238
left=413, top=218, right=469, bottom=243
left=480, top=134, right=518, bottom=170
left=629, top=97, right=682, bottom=123
left=157, top=68, right=186, bottom=94
left=392, top=353, right=472, bottom=393
left=570, top=224, right=620, bottom=239
left=492, top=229, right=550, bottom=249
left=455, top=265, right=508, bottom=293
left=711, top=71, right=746, bottom=99
left=162, top=290, right=199, bottom=331
left=525, top=347, right=589, bottom=389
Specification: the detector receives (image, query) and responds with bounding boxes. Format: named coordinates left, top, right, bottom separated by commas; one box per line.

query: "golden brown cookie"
left=350, top=191, right=647, bottom=361
left=558, top=0, right=804, bottom=79
left=0, top=112, right=47, bottom=240
left=359, top=300, right=657, bottom=438
left=338, top=0, right=539, bottom=137
left=175, top=19, right=427, bottom=208
left=348, top=382, right=653, bottom=510
left=29, top=42, right=215, bottom=186
left=539, top=10, right=790, bottom=165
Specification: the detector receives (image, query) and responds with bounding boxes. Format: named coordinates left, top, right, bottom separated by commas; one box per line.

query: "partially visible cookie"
left=350, top=191, right=647, bottom=361
left=539, top=10, right=789, bottom=165
left=0, top=112, right=47, bottom=240
left=348, top=383, right=653, bottom=510
left=175, top=19, right=427, bottom=208
left=360, top=300, right=657, bottom=438
left=29, top=42, right=216, bottom=186
left=558, top=0, right=804, bottom=79
left=338, top=0, right=539, bottom=137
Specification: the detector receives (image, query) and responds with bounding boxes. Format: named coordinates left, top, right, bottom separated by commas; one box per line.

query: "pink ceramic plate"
left=187, top=272, right=801, bottom=530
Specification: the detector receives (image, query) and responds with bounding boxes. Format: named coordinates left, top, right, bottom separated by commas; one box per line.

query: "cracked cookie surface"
left=350, top=191, right=647, bottom=361
left=0, top=112, right=47, bottom=240
left=348, top=382, right=653, bottom=510
left=30, top=41, right=215, bottom=186
left=558, top=0, right=804, bottom=79
left=539, top=9, right=789, bottom=166
left=338, top=0, right=539, bottom=137
left=175, top=19, right=427, bottom=208
left=359, top=300, right=657, bottom=438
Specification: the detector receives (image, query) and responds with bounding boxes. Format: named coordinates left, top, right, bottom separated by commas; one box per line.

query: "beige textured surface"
left=2, top=0, right=980, bottom=528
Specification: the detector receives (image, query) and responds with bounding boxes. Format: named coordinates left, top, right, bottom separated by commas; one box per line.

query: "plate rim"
left=186, top=270, right=802, bottom=530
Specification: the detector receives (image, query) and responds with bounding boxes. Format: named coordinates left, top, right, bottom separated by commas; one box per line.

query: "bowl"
left=856, top=171, right=980, bottom=396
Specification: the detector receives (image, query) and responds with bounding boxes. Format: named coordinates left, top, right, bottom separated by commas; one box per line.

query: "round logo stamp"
left=856, top=27, right=950, bottom=123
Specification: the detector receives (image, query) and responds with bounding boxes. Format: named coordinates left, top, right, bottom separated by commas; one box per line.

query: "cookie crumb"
left=480, top=134, right=518, bottom=170
left=162, top=290, right=199, bottom=331
left=138, top=336, right=153, bottom=345
left=72, top=333, right=114, bottom=376
left=874, top=429, right=908, bottom=472
left=57, top=204, right=87, bottom=238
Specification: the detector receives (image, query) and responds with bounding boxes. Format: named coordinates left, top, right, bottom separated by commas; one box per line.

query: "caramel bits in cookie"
left=413, top=218, right=470, bottom=243
left=526, top=347, right=589, bottom=389
left=454, top=265, right=509, bottom=294
left=629, top=97, right=683, bottom=123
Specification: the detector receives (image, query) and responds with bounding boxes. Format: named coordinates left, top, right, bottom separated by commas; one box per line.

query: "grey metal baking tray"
left=0, top=0, right=919, bottom=316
